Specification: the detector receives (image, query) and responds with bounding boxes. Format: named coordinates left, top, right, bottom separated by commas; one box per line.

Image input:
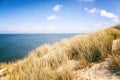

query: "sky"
left=0, top=0, right=120, bottom=33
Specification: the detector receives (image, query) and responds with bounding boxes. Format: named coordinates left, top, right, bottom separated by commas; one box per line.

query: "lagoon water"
left=0, top=34, right=77, bottom=62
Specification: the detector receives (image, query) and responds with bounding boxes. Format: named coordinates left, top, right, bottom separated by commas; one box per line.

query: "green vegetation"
left=0, top=25, right=120, bottom=80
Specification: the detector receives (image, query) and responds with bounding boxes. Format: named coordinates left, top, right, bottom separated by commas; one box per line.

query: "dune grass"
left=113, top=24, right=120, bottom=30
left=110, top=25, right=120, bottom=70
left=1, top=25, right=120, bottom=80
left=110, top=53, right=120, bottom=70
left=110, top=39, right=120, bottom=70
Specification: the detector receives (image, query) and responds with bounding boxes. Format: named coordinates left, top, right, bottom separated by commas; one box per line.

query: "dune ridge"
left=0, top=25, right=120, bottom=80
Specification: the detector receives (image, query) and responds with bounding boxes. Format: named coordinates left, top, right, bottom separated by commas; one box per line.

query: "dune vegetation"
left=0, top=25, right=120, bottom=80
left=110, top=38, right=120, bottom=70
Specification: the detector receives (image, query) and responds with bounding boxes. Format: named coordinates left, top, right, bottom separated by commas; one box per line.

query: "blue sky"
left=0, top=0, right=120, bottom=33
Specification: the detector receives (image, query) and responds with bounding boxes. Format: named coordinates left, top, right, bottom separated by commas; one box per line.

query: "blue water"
left=0, top=34, right=77, bottom=63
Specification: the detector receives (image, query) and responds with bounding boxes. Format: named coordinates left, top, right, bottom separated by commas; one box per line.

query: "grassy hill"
left=0, top=25, right=120, bottom=80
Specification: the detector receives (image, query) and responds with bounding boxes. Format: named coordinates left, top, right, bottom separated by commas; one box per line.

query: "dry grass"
left=8, top=48, right=73, bottom=80
left=0, top=25, right=120, bottom=80
left=63, top=28, right=120, bottom=62
left=110, top=53, right=120, bottom=70
left=113, top=24, right=120, bottom=30
left=110, top=38, right=120, bottom=70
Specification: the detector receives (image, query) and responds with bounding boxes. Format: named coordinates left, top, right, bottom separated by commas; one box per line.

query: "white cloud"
left=100, top=10, right=118, bottom=19
left=84, top=8, right=119, bottom=22
left=100, top=10, right=119, bottom=22
left=47, top=15, right=60, bottom=20
left=53, top=5, right=62, bottom=12
left=84, top=8, right=98, bottom=14
left=47, top=4, right=62, bottom=21
left=79, top=0, right=95, bottom=2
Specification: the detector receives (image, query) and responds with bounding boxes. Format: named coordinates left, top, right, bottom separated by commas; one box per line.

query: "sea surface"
left=0, top=34, right=78, bottom=63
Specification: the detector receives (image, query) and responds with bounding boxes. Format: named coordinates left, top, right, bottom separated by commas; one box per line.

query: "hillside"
left=0, top=25, right=120, bottom=80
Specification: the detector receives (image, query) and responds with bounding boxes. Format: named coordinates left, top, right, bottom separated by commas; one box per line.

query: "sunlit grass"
left=110, top=38, right=120, bottom=70
left=0, top=25, right=120, bottom=80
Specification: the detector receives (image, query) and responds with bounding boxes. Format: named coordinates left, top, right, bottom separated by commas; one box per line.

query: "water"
left=0, top=34, right=77, bottom=62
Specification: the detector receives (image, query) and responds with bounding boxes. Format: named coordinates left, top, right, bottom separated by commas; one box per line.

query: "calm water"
left=0, top=34, right=77, bottom=62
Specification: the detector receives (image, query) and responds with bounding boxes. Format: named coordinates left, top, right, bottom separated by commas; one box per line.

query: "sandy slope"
left=73, top=59, right=120, bottom=80
left=1, top=59, right=120, bottom=80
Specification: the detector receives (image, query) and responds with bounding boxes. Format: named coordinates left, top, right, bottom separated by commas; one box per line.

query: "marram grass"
left=1, top=25, right=120, bottom=80
left=110, top=38, right=120, bottom=70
